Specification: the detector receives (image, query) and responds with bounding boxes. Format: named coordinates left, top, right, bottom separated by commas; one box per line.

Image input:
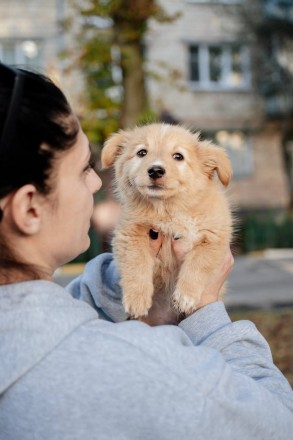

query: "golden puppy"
left=101, top=123, right=232, bottom=318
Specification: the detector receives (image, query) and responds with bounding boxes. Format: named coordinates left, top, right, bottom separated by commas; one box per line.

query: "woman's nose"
left=89, top=171, right=102, bottom=194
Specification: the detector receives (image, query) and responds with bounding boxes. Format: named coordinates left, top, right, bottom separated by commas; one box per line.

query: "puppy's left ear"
left=198, top=142, right=232, bottom=187
left=101, top=131, right=127, bottom=168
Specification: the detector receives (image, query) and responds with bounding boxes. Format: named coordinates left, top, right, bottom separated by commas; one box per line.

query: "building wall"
left=0, top=0, right=82, bottom=108
left=0, top=0, right=59, bottom=70
left=146, top=0, right=261, bottom=127
left=146, top=0, right=290, bottom=211
left=229, top=124, right=290, bottom=209
left=0, top=0, right=290, bottom=212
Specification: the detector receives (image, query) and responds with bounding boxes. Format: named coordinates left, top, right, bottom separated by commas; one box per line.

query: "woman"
left=0, top=63, right=292, bottom=440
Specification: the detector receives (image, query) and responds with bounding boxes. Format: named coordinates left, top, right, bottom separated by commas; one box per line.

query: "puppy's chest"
left=151, top=212, right=200, bottom=243
left=127, top=195, right=230, bottom=242
left=120, top=204, right=206, bottom=244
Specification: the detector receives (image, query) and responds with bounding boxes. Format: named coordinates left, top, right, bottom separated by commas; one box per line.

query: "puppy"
left=101, top=123, right=233, bottom=318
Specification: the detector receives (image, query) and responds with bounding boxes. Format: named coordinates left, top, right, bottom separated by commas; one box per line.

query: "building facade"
left=0, top=0, right=291, bottom=214
left=0, top=0, right=82, bottom=108
left=146, top=0, right=291, bottom=212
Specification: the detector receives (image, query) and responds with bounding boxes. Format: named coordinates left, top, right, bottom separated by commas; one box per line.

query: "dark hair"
left=0, top=63, right=79, bottom=279
left=0, top=64, right=79, bottom=198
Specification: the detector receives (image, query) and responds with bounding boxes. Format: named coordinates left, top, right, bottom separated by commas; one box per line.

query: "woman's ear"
left=101, top=130, right=127, bottom=168
left=9, top=184, right=44, bottom=235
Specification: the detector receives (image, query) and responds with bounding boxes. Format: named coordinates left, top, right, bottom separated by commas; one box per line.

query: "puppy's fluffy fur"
left=101, top=123, right=232, bottom=318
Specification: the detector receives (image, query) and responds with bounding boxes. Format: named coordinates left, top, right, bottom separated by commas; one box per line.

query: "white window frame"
left=188, top=43, right=250, bottom=91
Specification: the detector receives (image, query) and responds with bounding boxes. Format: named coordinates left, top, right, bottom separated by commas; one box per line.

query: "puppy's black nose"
left=148, top=166, right=166, bottom=179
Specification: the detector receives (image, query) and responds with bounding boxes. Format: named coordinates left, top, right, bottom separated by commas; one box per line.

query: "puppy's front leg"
left=113, top=225, right=155, bottom=318
left=173, top=242, right=226, bottom=314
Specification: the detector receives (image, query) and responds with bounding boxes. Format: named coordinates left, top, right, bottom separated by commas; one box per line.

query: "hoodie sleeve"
left=66, top=253, right=293, bottom=415
left=179, top=301, right=293, bottom=413
left=66, top=253, right=129, bottom=322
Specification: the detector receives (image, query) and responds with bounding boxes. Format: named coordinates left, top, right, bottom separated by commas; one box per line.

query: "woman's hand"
left=190, top=247, right=234, bottom=311
left=144, top=230, right=234, bottom=326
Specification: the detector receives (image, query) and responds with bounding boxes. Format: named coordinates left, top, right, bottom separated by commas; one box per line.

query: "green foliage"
left=236, top=2, right=293, bottom=112
left=233, top=2, right=293, bottom=211
left=135, top=108, right=159, bottom=126
left=67, top=4, right=120, bottom=147
left=240, top=212, right=293, bottom=253
left=79, top=0, right=177, bottom=38
left=66, top=0, right=177, bottom=148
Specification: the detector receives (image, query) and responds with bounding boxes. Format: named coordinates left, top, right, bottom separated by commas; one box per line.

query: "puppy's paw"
left=123, top=287, right=153, bottom=318
left=172, top=283, right=201, bottom=314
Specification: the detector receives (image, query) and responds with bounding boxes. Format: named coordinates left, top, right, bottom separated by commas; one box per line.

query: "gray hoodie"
left=0, top=253, right=293, bottom=440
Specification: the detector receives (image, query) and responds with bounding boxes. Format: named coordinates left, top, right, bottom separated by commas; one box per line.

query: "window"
left=0, top=39, right=44, bottom=68
left=189, top=44, right=250, bottom=90
left=203, top=130, right=253, bottom=178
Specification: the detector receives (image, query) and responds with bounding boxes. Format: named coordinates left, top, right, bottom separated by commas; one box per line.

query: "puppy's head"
left=101, top=123, right=232, bottom=202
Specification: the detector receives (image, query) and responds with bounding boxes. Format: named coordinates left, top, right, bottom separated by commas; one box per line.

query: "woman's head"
left=0, top=63, right=79, bottom=199
left=0, top=63, right=102, bottom=281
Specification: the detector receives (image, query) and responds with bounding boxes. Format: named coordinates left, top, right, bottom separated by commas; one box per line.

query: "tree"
left=66, top=0, right=176, bottom=146
left=235, top=0, right=293, bottom=210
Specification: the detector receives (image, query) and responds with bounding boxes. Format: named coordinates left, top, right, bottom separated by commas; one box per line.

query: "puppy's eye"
left=137, top=149, right=147, bottom=157
left=173, top=152, right=184, bottom=161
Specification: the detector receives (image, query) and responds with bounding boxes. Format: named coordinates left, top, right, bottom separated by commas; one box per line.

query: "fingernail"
left=149, top=229, right=159, bottom=240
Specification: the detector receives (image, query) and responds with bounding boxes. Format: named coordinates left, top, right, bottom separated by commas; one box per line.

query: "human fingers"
left=194, top=248, right=234, bottom=311
left=172, top=237, right=193, bottom=265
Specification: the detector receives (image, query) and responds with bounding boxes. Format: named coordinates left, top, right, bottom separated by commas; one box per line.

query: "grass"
left=229, top=308, right=293, bottom=387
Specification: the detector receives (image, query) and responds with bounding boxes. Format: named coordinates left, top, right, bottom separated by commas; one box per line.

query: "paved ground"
left=226, top=249, right=293, bottom=310
left=54, top=249, right=293, bottom=310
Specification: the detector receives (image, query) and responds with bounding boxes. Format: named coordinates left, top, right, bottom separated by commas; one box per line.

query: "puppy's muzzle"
left=148, top=166, right=165, bottom=180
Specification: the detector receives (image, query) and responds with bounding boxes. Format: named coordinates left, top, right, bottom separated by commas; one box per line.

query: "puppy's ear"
left=198, top=142, right=232, bottom=187
left=101, top=131, right=127, bottom=168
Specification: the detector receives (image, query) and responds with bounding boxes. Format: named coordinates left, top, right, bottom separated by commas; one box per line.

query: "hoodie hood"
left=0, top=280, right=98, bottom=394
